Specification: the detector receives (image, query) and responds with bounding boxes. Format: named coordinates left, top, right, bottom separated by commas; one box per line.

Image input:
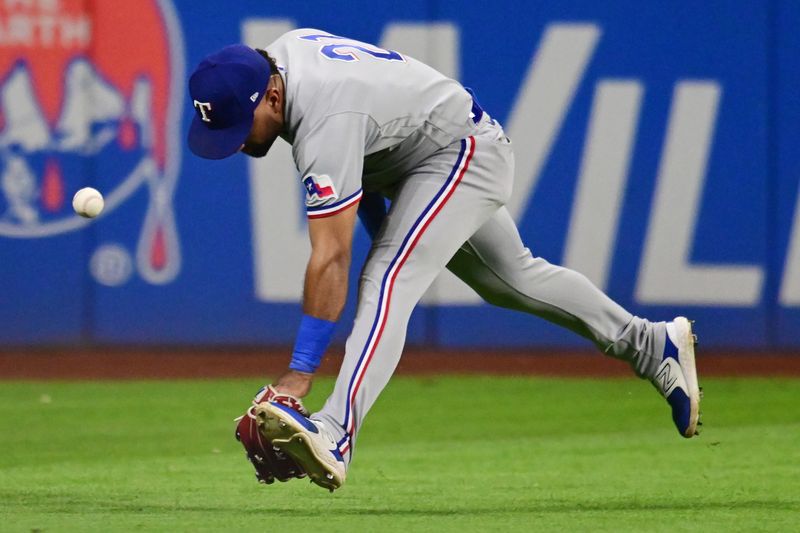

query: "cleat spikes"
left=257, top=402, right=346, bottom=491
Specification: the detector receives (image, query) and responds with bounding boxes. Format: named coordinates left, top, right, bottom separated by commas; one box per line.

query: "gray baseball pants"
left=312, top=119, right=666, bottom=464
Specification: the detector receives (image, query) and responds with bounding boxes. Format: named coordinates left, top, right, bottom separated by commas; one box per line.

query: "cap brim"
left=188, top=113, right=254, bottom=160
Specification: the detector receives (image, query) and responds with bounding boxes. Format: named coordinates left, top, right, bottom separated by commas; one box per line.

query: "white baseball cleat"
left=254, top=402, right=346, bottom=491
left=651, top=316, right=702, bottom=438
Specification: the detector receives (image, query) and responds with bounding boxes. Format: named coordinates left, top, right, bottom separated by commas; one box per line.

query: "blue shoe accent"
left=656, top=337, right=692, bottom=436
left=257, top=402, right=347, bottom=490
left=652, top=317, right=700, bottom=438
left=330, top=447, right=344, bottom=462
left=666, top=386, right=692, bottom=435
left=662, top=336, right=691, bottom=432
left=663, top=335, right=679, bottom=360
left=271, top=402, right=319, bottom=434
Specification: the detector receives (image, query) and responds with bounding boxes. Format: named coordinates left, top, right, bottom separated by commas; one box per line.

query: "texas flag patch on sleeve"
left=303, top=174, right=338, bottom=206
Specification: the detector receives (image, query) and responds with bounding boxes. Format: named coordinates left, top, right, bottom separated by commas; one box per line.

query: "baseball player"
left=188, top=29, right=702, bottom=491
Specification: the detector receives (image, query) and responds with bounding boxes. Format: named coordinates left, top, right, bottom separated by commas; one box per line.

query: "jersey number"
left=299, top=33, right=404, bottom=62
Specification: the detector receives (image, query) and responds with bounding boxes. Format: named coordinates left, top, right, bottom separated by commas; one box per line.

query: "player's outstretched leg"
left=445, top=207, right=703, bottom=437
left=254, top=402, right=347, bottom=491
left=651, top=317, right=702, bottom=437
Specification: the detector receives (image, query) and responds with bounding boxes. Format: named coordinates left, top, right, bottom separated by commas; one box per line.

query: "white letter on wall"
left=563, top=80, right=643, bottom=290
left=504, top=24, right=601, bottom=220
left=426, top=23, right=601, bottom=304
left=636, top=82, right=763, bottom=306
left=381, top=22, right=460, bottom=79
left=780, top=185, right=800, bottom=305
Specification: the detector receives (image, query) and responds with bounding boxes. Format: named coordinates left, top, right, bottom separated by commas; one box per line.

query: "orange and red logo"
left=0, top=0, right=184, bottom=284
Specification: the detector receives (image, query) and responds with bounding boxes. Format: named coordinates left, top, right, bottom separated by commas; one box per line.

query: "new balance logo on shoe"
left=655, top=358, right=684, bottom=397
left=651, top=317, right=702, bottom=438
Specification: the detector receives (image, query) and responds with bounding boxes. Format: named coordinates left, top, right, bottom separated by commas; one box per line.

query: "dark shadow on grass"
left=189, top=500, right=799, bottom=516
left=6, top=496, right=798, bottom=517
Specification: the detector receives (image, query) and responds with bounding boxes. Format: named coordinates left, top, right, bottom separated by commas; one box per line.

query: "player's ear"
left=267, top=89, right=280, bottom=108
left=265, top=77, right=281, bottom=109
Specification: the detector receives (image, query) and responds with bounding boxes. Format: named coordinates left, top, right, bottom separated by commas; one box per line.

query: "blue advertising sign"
left=0, top=0, right=796, bottom=349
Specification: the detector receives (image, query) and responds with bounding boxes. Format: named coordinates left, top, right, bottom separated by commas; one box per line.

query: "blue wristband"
left=289, top=314, right=336, bottom=373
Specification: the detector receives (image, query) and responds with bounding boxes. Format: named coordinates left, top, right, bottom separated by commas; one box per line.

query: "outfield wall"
left=0, top=0, right=798, bottom=349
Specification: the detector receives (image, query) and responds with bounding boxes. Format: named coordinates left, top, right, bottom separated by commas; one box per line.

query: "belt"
left=464, top=86, right=484, bottom=124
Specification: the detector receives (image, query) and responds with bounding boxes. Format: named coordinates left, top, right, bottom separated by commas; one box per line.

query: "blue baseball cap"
left=187, top=45, right=270, bottom=160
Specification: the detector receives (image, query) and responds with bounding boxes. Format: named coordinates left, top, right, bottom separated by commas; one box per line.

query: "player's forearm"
left=302, top=249, right=350, bottom=320
left=282, top=205, right=357, bottom=383
left=275, top=251, right=349, bottom=386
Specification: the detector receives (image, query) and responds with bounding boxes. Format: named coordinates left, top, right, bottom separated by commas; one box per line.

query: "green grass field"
left=1, top=376, right=798, bottom=532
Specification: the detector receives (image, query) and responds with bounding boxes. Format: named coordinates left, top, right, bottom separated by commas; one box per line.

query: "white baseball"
left=72, top=187, right=105, bottom=218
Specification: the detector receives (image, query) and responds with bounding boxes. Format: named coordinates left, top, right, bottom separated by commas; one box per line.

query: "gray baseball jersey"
left=266, top=29, right=476, bottom=217
left=263, top=29, right=667, bottom=464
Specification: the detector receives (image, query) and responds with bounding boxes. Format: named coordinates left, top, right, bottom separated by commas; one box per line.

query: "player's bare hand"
left=273, top=369, right=314, bottom=398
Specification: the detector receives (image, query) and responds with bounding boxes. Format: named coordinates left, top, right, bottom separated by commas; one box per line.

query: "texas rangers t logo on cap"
left=187, top=44, right=271, bottom=160
left=193, top=100, right=212, bottom=122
